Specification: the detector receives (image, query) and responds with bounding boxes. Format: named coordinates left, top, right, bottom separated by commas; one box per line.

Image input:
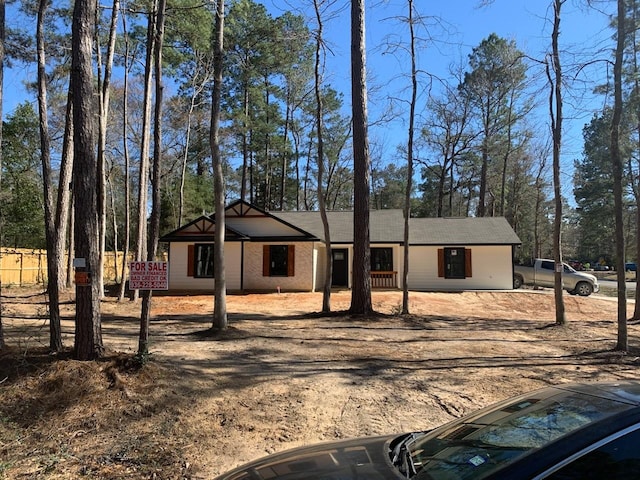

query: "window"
left=263, top=245, right=295, bottom=277
left=541, top=260, right=554, bottom=270
left=438, top=248, right=472, bottom=279
left=541, top=261, right=572, bottom=273
left=405, top=390, right=633, bottom=480
left=194, top=244, right=214, bottom=278
left=371, top=248, right=393, bottom=271
left=545, top=426, right=640, bottom=479
left=269, top=245, right=288, bottom=276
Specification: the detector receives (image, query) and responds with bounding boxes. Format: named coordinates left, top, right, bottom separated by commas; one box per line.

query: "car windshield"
left=405, top=387, right=635, bottom=479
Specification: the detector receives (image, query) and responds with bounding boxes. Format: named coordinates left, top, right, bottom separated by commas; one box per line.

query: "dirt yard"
left=1, top=288, right=639, bottom=479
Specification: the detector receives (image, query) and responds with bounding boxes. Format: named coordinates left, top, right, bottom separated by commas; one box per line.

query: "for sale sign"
left=128, top=261, right=169, bottom=290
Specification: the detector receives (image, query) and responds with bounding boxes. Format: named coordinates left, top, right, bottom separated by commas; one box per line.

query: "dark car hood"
left=214, top=434, right=405, bottom=480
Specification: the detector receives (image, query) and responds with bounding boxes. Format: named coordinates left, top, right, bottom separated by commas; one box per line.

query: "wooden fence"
left=0, top=248, right=136, bottom=287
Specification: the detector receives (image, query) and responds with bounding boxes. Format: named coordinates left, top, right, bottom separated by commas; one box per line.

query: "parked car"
left=626, top=262, right=637, bottom=272
left=568, top=260, right=583, bottom=271
left=513, top=258, right=599, bottom=296
left=215, top=381, right=640, bottom=479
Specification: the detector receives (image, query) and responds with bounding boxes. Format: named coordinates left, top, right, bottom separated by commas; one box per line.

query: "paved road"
left=598, top=278, right=637, bottom=293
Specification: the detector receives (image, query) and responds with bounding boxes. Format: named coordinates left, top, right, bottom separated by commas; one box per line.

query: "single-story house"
left=159, top=199, right=521, bottom=293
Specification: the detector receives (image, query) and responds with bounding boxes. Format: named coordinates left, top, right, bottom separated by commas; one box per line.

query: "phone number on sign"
left=130, top=281, right=167, bottom=289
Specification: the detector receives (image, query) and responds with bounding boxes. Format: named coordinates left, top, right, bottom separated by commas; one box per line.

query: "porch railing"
left=371, top=271, right=398, bottom=288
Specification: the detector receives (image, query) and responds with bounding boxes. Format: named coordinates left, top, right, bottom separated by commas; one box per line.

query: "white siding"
left=408, top=245, right=513, bottom=290
left=166, top=242, right=514, bottom=293
left=167, top=242, right=242, bottom=291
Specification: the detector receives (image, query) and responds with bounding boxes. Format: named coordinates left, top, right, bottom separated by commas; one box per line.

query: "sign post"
left=128, top=261, right=169, bottom=290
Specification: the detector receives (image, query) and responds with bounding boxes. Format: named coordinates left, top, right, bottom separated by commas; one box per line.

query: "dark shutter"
left=187, top=245, right=194, bottom=277
left=437, top=248, right=444, bottom=278
left=465, top=249, right=472, bottom=278
left=263, top=245, right=270, bottom=276
left=287, top=245, right=295, bottom=276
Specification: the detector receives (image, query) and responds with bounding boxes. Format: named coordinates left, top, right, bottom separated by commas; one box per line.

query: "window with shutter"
left=439, top=247, right=472, bottom=279
left=263, top=245, right=270, bottom=276
left=465, top=249, right=472, bottom=277
left=287, top=245, right=295, bottom=276
left=194, top=244, right=215, bottom=278
left=263, top=245, right=295, bottom=277
left=188, top=245, right=195, bottom=277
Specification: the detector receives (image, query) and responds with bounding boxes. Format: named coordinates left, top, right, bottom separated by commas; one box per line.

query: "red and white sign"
left=128, top=261, right=168, bottom=290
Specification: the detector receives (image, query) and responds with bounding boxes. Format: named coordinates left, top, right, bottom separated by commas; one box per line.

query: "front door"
left=331, top=249, right=348, bottom=287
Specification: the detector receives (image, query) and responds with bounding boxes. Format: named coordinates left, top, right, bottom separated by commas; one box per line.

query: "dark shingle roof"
left=273, top=211, right=521, bottom=246
left=273, top=210, right=405, bottom=243
left=409, top=217, right=521, bottom=245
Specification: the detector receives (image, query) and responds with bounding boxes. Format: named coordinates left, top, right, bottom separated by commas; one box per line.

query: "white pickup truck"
left=513, top=259, right=599, bottom=296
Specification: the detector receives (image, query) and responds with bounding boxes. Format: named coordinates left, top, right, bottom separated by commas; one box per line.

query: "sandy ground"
left=1, top=288, right=640, bottom=479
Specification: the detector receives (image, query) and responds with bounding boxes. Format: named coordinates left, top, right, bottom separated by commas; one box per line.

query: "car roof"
left=412, top=381, right=640, bottom=480
left=486, top=381, right=640, bottom=479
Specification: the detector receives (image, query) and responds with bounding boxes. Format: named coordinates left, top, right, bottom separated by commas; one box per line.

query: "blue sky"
left=3, top=0, right=616, bottom=198
left=266, top=0, right=616, bottom=195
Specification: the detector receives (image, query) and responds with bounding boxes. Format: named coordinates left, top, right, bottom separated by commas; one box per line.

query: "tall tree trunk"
left=96, top=0, right=120, bottom=299
left=436, top=158, right=448, bottom=217
left=95, top=2, right=105, bottom=298
left=249, top=146, right=255, bottom=203
left=612, top=0, right=627, bottom=350
left=108, top=172, right=119, bottom=283
left=72, top=0, right=104, bottom=360
left=533, top=157, right=547, bottom=259
left=37, top=0, right=63, bottom=352
left=240, top=85, right=249, bottom=202
left=402, top=0, right=417, bottom=315
left=294, top=131, right=301, bottom=210
left=133, top=4, right=156, bottom=301
left=548, top=0, right=566, bottom=325
left=56, top=89, right=74, bottom=291
left=477, top=134, right=489, bottom=217
left=179, top=85, right=196, bottom=227
left=499, top=92, right=515, bottom=216
left=118, top=6, right=131, bottom=302
left=635, top=198, right=640, bottom=317
left=281, top=97, right=291, bottom=210
left=179, top=54, right=211, bottom=226
left=313, top=0, right=332, bottom=313
left=139, top=0, right=166, bottom=357
left=303, top=142, right=312, bottom=209
left=0, top=0, right=5, bottom=351
left=632, top=0, right=640, bottom=320
left=211, top=0, right=228, bottom=330
left=349, top=0, right=372, bottom=315
left=67, top=201, right=75, bottom=287
left=264, top=81, right=273, bottom=209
